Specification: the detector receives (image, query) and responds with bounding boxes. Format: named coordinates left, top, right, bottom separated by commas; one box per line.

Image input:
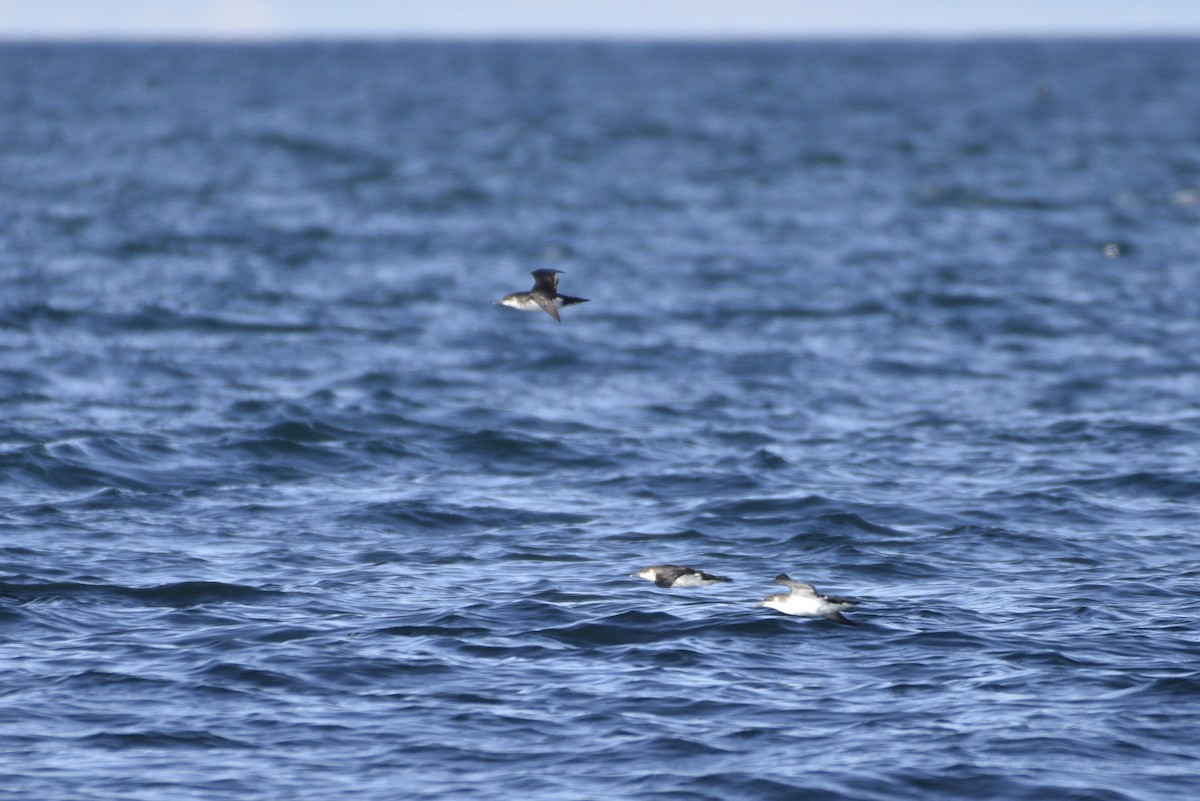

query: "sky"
left=2, top=0, right=1200, bottom=39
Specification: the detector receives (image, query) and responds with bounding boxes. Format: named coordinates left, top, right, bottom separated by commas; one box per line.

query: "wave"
left=0, top=580, right=282, bottom=608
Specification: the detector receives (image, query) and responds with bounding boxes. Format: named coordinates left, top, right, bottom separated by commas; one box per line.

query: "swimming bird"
left=634, top=565, right=733, bottom=588
left=762, top=574, right=859, bottom=623
left=498, top=269, right=589, bottom=322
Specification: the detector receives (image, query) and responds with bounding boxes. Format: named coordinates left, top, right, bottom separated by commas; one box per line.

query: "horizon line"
left=2, top=30, right=1199, bottom=44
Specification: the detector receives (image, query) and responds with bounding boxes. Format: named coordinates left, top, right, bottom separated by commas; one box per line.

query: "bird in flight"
left=762, top=574, right=860, bottom=624
left=498, top=269, right=589, bottom=322
left=634, top=564, right=734, bottom=588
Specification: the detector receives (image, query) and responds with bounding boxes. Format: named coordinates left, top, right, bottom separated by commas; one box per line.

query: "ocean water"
left=2, top=40, right=1200, bottom=800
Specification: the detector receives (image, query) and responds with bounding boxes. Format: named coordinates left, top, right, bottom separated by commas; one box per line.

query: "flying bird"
left=498, top=269, right=589, bottom=322
left=762, top=574, right=859, bottom=623
left=634, top=565, right=733, bottom=588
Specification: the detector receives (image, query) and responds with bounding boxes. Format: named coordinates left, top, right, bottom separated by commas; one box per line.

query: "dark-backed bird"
left=762, top=574, right=859, bottom=623
left=634, top=564, right=733, bottom=588
left=498, top=269, right=589, bottom=322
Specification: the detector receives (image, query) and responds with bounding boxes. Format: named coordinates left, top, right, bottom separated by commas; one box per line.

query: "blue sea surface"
left=2, top=40, right=1200, bottom=800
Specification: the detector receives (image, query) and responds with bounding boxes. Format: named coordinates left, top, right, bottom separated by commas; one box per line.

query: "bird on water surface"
left=635, top=564, right=734, bottom=588
left=498, top=269, right=589, bottom=322
left=762, top=574, right=859, bottom=623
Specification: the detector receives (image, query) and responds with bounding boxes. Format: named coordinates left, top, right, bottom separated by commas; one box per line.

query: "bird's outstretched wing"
left=697, top=570, right=733, bottom=583
left=652, top=565, right=688, bottom=587
left=533, top=294, right=562, bottom=322
left=530, top=269, right=562, bottom=294
left=774, top=574, right=815, bottom=593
